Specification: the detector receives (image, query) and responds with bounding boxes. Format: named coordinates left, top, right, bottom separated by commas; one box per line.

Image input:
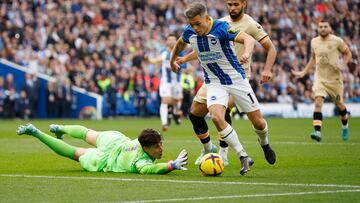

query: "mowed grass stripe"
left=1, top=174, right=360, bottom=188
left=119, top=189, right=360, bottom=203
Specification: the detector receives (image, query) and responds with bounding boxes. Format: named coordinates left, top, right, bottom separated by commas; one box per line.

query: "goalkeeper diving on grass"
left=16, top=124, right=188, bottom=174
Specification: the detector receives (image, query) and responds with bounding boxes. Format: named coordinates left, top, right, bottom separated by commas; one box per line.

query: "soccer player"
left=292, top=20, right=352, bottom=141
left=146, top=34, right=184, bottom=131
left=177, top=0, right=276, bottom=167
left=170, top=2, right=259, bottom=175
left=16, top=123, right=188, bottom=174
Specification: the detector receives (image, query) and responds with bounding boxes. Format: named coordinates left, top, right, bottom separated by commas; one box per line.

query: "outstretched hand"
left=260, top=70, right=272, bottom=84
left=170, top=61, right=180, bottom=73
left=176, top=57, right=185, bottom=65
left=171, top=149, right=188, bottom=170
left=239, top=53, right=250, bottom=64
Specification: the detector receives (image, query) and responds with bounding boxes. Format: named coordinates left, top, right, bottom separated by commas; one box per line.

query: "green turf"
left=1, top=117, right=359, bottom=202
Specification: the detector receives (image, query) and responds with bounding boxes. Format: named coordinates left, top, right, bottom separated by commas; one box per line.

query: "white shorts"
left=159, top=82, right=183, bottom=100
left=206, top=79, right=259, bottom=113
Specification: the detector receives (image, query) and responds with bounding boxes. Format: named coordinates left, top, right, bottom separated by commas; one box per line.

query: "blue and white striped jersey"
left=182, top=17, right=246, bottom=85
left=160, top=49, right=185, bottom=84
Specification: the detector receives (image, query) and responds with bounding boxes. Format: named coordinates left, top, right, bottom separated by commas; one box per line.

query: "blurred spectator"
left=277, top=90, right=293, bottom=104
left=106, top=76, right=118, bottom=118
left=180, top=68, right=195, bottom=117
left=16, top=90, right=31, bottom=119
left=3, top=87, right=17, bottom=118
left=57, top=77, right=73, bottom=118
left=134, top=77, right=147, bottom=116
left=46, top=82, right=58, bottom=118
left=0, top=76, right=5, bottom=117
left=22, top=73, right=40, bottom=118
left=4, top=73, right=16, bottom=91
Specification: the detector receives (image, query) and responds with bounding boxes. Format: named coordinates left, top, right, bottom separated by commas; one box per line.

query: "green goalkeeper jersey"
left=78, top=131, right=171, bottom=174
left=104, top=139, right=170, bottom=174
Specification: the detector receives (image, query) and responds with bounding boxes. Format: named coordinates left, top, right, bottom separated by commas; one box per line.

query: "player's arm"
left=136, top=149, right=188, bottom=174
left=234, top=32, right=255, bottom=64
left=137, top=162, right=171, bottom=174
left=176, top=51, right=198, bottom=65
left=259, top=38, right=277, bottom=84
left=338, top=45, right=352, bottom=70
left=145, top=55, right=163, bottom=64
left=170, top=38, right=187, bottom=73
left=292, top=50, right=316, bottom=78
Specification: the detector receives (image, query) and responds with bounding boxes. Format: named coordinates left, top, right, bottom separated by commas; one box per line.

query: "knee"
left=253, top=118, right=266, bottom=130
left=314, top=98, right=323, bottom=109
left=210, top=113, right=224, bottom=125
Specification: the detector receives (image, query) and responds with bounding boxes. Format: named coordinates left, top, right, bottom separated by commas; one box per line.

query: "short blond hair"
left=184, top=2, right=207, bottom=19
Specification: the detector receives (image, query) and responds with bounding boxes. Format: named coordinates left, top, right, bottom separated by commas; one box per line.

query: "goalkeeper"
left=16, top=123, right=188, bottom=174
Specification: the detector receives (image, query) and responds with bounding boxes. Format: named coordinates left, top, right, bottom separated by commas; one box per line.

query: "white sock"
left=342, top=123, right=349, bottom=129
left=219, top=125, right=247, bottom=157
left=160, top=103, right=168, bottom=126
left=254, top=121, right=269, bottom=146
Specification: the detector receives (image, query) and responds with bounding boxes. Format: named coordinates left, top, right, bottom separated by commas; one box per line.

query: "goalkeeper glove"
left=170, top=149, right=188, bottom=170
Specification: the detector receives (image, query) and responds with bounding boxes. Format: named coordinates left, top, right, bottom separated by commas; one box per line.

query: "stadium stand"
left=0, top=0, right=359, bottom=118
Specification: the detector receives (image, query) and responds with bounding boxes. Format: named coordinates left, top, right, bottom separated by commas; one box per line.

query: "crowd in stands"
left=0, top=0, right=359, bottom=118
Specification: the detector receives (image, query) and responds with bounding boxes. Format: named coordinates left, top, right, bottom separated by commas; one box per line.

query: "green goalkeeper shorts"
left=79, top=131, right=130, bottom=172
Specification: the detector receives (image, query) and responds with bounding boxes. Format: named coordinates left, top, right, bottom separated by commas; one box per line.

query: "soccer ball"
left=199, top=153, right=224, bottom=176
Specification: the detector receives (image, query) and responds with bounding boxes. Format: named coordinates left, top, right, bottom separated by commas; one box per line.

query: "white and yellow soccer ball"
left=199, top=153, right=224, bottom=176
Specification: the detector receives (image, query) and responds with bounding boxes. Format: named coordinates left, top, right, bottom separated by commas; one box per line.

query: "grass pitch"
left=0, top=117, right=359, bottom=202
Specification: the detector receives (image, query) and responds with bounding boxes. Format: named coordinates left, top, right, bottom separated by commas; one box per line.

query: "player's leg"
left=335, top=101, right=349, bottom=141
left=189, top=84, right=217, bottom=165
left=311, top=82, right=327, bottom=141
left=329, top=82, right=349, bottom=141
left=218, top=98, right=233, bottom=166
left=159, top=82, right=173, bottom=131
left=173, top=98, right=183, bottom=125
left=247, top=110, right=276, bottom=164
left=190, top=101, right=217, bottom=165
left=207, top=85, right=251, bottom=175
left=311, top=96, right=324, bottom=142
left=49, top=124, right=99, bottom=146
left=160, top=96, right=172, bottom=131
left=173, top=84, right=183, bottom=125
left=17, top=123, right=86, bottom=161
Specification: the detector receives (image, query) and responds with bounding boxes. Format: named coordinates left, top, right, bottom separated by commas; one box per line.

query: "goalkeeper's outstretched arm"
left=136, top=149, right=188, bottom=174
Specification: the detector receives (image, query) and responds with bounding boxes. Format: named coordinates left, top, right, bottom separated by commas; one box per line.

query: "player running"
left=146, top=34, right=185, bottom=131
left=177, top=0, right=276, bottom=167
left=292, top=19, right=352, bottom=141
left=171, top=2, right=261, bottom=175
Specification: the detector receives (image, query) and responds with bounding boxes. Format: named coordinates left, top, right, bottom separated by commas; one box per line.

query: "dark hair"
left=138, top=128, right=162, bottom=147
left=167, top=33, right=178, bottom=39
left=184, top=2, right=207, bottom=19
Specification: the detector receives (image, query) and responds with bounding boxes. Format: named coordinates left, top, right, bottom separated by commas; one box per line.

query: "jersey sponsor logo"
left=124, top=146, right=138, bottom=152
left=210, top=38, right=217, bottom=45
left=198, top=52, right=223, bottom=61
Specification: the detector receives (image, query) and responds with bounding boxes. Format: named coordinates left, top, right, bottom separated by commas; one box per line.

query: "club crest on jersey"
left=210, top=38, right=217, bottom=45
left=211, top=96, right=216, bottom=101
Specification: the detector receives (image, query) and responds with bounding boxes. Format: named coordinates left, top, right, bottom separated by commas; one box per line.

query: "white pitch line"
left=119, top=189, right=360, bottom=203
left=1, top=174, right=360, bottom=189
